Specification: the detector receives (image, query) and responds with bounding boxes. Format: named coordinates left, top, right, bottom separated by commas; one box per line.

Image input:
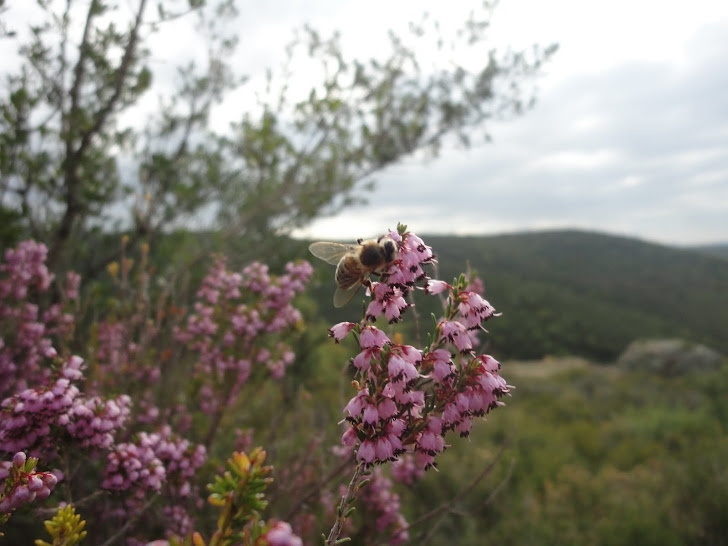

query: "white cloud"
left=4, top=0, right=727, bottom=245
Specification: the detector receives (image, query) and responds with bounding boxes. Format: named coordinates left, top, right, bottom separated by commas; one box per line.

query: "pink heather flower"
left=404, top=232, right=434, bottom=261
left=329, top=322, right=356, bottom=342
left=391, top=454, right=425, bottom=485
left=392, top=388, right=425, bottom=417
left=377, top=398, right=397, bottom=420
left=27, top=474, right=43, bottom=491
left=418, top=430, right=445, bottom=455
left=466, top=276, right=485, bottom=295
left=415, top=450, right=436, bottom=470
left=387, top=418, right=406, bottom=438
left=0, top=453, right=58, bottom=514
left=64, top=272, right=81, bottom=300
left=359, top=326, right=389, bottom=349
left=385, top=430, right=404, bottom=454
left=352, top=347, right=378, bottom=372
left=439, top=320, right=472, bottom=353
left=442, top=402, right=461, bottom=426
left=12, top=452, right=26, bottom=467
left=341, top=427, right=358, bottom=447
left=399, top=344, right=422, bottom=365
left=357, top=440, right=376, bottom=465
left=431, top=360, right=454, bottom=383
left=424, top=279, right=452, bottom=295
left=264, top=521, right=303, bottom=546
left=426, top=415, right=443, bottom=435
left=458, top=291, right=496, bottom=328
left=362, top=404, right=379, bottom=426
left=465, top=388, right=486, bottom=414
left=387, top=354, right=418, bottom=384
left=344, top=389, right=370, bottom=418
left=365, top=283, right=408, bottom=323
left=478, top=371, right=509, bottom=396
left=357, top=468, right=410, bottom=544
left=455, top=393, right=470, bottom=413
left=102, top=437, right=166, bottom=494
left=475, top=354, right=501, bottom=372
left=456, top=418, right=472, bottom=437
left=374, top=437, right=394, bottom=461
left=384, top=230, right=435, bottom=287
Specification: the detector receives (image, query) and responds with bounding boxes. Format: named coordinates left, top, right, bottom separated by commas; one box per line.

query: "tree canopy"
left=0, top=0, right=557, bottom=274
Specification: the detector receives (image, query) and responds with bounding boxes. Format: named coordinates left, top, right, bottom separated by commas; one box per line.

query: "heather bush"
left=0, top=226, right=509, bottom=544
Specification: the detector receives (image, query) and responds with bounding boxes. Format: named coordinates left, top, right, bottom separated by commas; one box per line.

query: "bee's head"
left=381, top=238, right=398, bottom=263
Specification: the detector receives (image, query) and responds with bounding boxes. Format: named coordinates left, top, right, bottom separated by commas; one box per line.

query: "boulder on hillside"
left=617, top=339, right=724, bottom=375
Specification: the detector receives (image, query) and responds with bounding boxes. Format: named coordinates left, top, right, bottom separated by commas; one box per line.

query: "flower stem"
left=325, top=462, right=365, bottom=545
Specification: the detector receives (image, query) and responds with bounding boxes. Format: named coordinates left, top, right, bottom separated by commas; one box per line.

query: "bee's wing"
left=334, top=282, right=363, bottom=308
left=308, top=242, right=356, bottom=266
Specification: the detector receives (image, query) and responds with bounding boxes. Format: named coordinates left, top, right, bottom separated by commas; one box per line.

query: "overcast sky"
left=3, top=0, right=727, bottom=246
left=256, top=0, right=728, bottom=246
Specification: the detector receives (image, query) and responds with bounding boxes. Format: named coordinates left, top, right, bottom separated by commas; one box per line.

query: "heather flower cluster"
left=101, top=426, right=207, bottom=506
left=364, top=230, right=435, bottom=323
left=101, top=428, right=207, bottom=537
left=330, top=226, right=510, bottom=471
left=0, top=452, right=58, bottom=519
left=103, top=433, right=166, bottom=496
left=0, top=354, right=131, bottom=460
left=357, top=468, right=409, bottom=544
left=0, top=241, right=78, bottom=399
left=0, top=238, right=321, bottom=543
left=176, top=257, right=312, bottom=416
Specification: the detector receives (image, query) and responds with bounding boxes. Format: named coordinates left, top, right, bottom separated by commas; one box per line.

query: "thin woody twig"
left=326, top=462, right=366, bottom=545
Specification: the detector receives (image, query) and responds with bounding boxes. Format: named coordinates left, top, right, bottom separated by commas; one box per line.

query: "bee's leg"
left=362, top=277, right=373, bottom=289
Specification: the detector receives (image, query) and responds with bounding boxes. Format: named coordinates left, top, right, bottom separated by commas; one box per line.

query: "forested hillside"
left=307, top=230, right=728, bottom=361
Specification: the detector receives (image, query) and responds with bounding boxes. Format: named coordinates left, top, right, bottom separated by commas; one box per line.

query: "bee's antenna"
left=357, top=238, right=364, bottom=245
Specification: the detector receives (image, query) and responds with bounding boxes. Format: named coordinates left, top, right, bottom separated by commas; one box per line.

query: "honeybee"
left=309, top=237, right=399, bottom=307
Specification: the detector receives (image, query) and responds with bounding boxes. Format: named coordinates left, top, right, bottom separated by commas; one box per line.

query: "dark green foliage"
left=392, top=361, right=728, bottom=546
left=419, top=230, right=728, bottom=361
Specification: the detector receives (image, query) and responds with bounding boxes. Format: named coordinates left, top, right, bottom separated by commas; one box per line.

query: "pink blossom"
left=418, top=430, right=445, bottom=455
left=352, top=348, right=378, bottom=372
left=374, top=437, right=394, bottom=461
left=264, top=521, right=303, bottom=546
left=458, top=291, right=497, bottom=328
left=357, top=468, right=409, bottom=544
left=439, top=320, right=472, bottom=353
left=362, top=403, right=379, bottom=426
left=377, top=398, right=397, bottom=420
left=424, top=279, right=452, bottom=295
left=357, top=440, right=376, bottom=465
left=327, top=228, right=510, bottom=476
left=359, top=326, right=390, bottom=348
left=475, top=354, right=501, bottom=372
left=343, top=389, right=370, bottom=417
left=329, top=322, right=355, bottom=341
left=341, top=427, right=358, bottom=447
left=391, top=454, right=425, bottom=485
left=387, top=354, right=418, bottom=384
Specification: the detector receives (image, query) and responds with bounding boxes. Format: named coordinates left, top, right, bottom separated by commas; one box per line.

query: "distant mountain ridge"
left=306, top=229, right=728, bottom=362
left=412, top=230, right=728, bottom=361
left=691, top=242, right=728, bottom=260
